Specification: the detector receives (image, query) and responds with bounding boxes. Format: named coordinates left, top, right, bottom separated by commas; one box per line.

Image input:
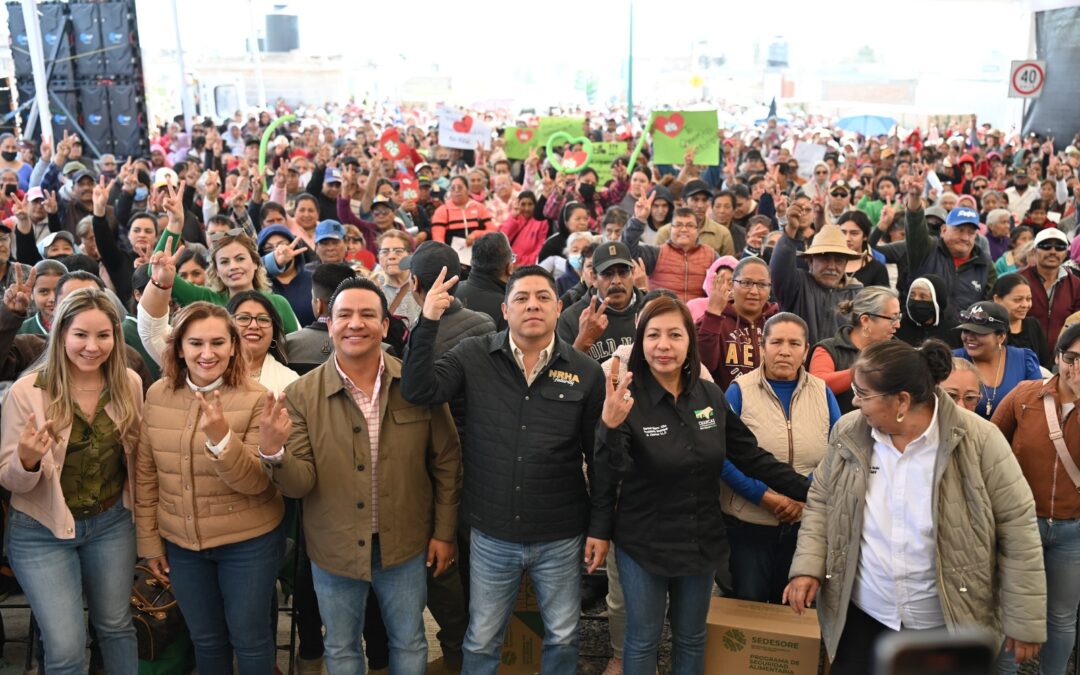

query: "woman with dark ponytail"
left=784, top=338, right=1046, bottom=675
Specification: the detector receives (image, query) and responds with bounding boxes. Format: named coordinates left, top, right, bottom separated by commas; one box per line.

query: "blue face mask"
left=568, top=254, right=583, bottom=271
left=134, top=187, right=149, bottom=202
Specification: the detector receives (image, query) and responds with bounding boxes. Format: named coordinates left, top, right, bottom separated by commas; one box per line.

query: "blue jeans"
left=462, top=530, right=583, bottom=675
left=310, top=536, right=428, bottom=675
left=725, top=516, right=800, bottom=604
left=997, top=517, right=1080, bottom=675
left=617, top=546, right=715, bottom=675
left=6, top=500, right=137, bottom=675
left=165, top=523, right=284, bottom=675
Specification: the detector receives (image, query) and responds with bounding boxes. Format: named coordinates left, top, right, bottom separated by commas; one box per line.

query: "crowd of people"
left=0, top=100, right=1078, bottom=675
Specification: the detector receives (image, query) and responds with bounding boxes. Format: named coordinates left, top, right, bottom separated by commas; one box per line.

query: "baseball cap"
left=1033, top=228, right=1069, bottom=247
left=401, top=241, right=460, bottom=291
left=415, top=163, right=433, bottom=174
left=26, top=186, right=44, bottom=202
left=371, top=195, right=395, bottom=212
left=1065, top=146, right=1080, bottom=157
left=314, top=220, right=345, bottom=244
left=256, top=224, right=295, bottom=250
left=682, top=179, right=712, bottom=200
left=828, top=180, right=849, bottom=195
left=38, top=231, right=76, bottom=257
left=945, top=207, right=979, bottom=228
left=324, top=168, right=342, bottom=184
left=925, top=206, right=948, bottom=222
left=62, top=161, right=88, bottom=176
left=956, top=301, right=1009, bottom=335
left=153, top=168, right=179, bottom=189
left=71, top=169, right=95, bottom=184
left=591, top=241, right=634, bottom=274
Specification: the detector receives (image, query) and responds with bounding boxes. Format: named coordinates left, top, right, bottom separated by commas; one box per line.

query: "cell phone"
left=3, top=184, right=17, bottom=196
left=874, top=628, right=997, bottom=675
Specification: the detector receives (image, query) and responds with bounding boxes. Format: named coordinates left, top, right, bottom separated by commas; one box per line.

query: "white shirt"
left=852, top=401, right=946, bottom=631
left=509, top=333, right=555, bottom=386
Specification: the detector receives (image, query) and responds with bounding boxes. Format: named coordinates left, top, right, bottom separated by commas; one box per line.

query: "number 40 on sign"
left=1009, top=60, right=1046, bottom=98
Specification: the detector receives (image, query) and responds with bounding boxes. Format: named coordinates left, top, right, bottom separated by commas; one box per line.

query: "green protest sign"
left=504, top=126, right=539, bottom=160
left=649, top=111, right=719, bottom=166
left=537, top=117, right=586, bottom=144
left=590, top=141, right=628, bottom=184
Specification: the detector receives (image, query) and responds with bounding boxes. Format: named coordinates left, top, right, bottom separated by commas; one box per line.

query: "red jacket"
left=1020, top=265, right=1080, bottom=351
left=499, top=214, right=549, bottom=267
left=695, top=300, right=780, bottom=389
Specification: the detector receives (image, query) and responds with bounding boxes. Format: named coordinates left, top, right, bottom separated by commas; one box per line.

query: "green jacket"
left=789, top=389, right=1046, bottom=658
left=153, top=231, right=299, bottom=333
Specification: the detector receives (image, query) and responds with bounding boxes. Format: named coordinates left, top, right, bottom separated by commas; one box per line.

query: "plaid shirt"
left=335, top=354, right=385, bottom=533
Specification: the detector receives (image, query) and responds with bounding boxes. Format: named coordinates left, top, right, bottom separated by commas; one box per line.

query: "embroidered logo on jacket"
left=694, top=406, right=717, bottom=430
left=548, top=369, right=580, bottom=385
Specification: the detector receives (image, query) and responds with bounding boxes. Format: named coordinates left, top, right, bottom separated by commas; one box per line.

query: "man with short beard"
left=1019, top=228, right=1080, bottom=349
left=557, top=241, right=645, bottom=362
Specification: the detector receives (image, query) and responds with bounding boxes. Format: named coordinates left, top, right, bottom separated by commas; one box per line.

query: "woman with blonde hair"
left=135, top=300, right=285, bottom=674
left=0, top=287, right=143, bottom=674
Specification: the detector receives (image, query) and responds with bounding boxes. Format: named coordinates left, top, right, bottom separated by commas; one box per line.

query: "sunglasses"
left=959, top=306, right=1004, bottom=326
left=1061, top=350, right=1080, bottom=366
left=1036, top=241, right=1068, bottom=252
left=830, top=191, right=849, bottom=198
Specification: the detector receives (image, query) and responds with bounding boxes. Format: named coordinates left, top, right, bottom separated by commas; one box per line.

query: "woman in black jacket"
left=894, top=274, right=957, bottom=347
left=597, top=295, right=809, bottom=675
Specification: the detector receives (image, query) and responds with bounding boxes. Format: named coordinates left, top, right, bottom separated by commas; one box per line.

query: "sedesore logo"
left=722, top=628, right=747, bottom=652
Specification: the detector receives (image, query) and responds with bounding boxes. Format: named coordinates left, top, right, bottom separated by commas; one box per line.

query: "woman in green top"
left=856, top=175, right=898, bottom=228
left=153, top=181, right=300, bottom=333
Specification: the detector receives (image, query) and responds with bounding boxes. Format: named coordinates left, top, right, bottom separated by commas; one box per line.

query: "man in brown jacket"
left=261, top=276, right=461, bottom=675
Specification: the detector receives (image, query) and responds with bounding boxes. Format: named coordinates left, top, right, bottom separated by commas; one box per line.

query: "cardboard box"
left=499, top=576, right=543, bottom=674
left=704, top=597, right=823, bottom=675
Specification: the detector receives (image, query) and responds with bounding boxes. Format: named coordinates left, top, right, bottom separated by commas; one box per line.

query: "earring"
left=896, top=411, right=905, bottom=423
left=270, top=339, right=278, bottom=352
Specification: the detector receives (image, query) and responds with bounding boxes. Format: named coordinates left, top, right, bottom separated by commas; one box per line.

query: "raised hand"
left=162, top=180, right=187, bottom=225
left=273, top=237, right=309, bottom=269
left=633, top=190, right=656, bottom=221
left=148, top=236, right=185, bottom=289
left=195, top=391, right=230, bottom=446
left=421, top=266, right=460, bottom=321
left=92, top=175, right=115, bottom=216
left=9, top=192, right=27, bottom=223
left=576, top=295, right=610, bottom=348
left=784, top=203, right=809, bottom=238
left=259, top=391, right=292, bottom=452
left=3, top=264, right=35, bottom=314
left=231, top=177, right=250, bottom=212
left=17, top=412, right=55, bottom=471
left=632, top=257, right=649, bottom=291
left=878, top=195, right=897, bottom=231
left=602, top=356, right=634, bottom=428
left=906, top=184, right=923, bottom=213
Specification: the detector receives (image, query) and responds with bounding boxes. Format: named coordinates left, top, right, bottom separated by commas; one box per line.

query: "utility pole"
left=247, top=0, right=267, bottom=109
left=170, top=0, right=194, bottom=131
left=627, top=0, right=634, bottom=121
left=20, top=0, right=52, bottom=142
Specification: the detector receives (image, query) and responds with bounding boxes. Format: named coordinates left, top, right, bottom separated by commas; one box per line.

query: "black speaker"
left=0, top=78, right=16, bottom=136
left=70, top=3, right=106, bottom=78
left=109, top=82, right=144, bottom=157
left=37, top=3, right=74, bottom=82
left=98, top=2, right=136, bottom=77
left=78, top=82, right=111, bottom=152
left=6, top=6, right=32, bottom=79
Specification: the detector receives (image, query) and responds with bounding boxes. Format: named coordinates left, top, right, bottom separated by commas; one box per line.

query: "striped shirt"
left=335, top=354, right=385, bottom=534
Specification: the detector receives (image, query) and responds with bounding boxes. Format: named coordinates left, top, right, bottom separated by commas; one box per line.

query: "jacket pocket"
left=391, top=407, right=433, bottom=425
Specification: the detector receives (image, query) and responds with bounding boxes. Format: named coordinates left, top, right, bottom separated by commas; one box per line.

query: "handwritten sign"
left=437, top=107, right=492, bottom=151
left=649, top=110, right=719, bottom=166
left=590, top=141, right=628, bottom=185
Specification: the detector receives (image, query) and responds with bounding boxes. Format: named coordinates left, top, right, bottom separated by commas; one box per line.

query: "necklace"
left=980, top=348, right=1006, bottom=416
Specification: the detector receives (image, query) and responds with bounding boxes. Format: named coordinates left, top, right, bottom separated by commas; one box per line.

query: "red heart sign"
left=452, top=116, right=474, bottom=133
left=563, top=151, right=589, bottom=171
left=655, top=113, right=685, bottom=138
left=516, top=129, right=534, bottom=143
left=379, top=129, right=407, bottom=161
left=399, top=177, right=418, bottom=202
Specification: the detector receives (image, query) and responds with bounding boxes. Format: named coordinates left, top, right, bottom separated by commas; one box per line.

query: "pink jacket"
left=0, top=369, right=144, bottom=539
left=500, top=214, right=550, bottom=267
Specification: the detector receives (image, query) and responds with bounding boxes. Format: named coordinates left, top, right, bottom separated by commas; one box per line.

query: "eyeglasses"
left=378, top=247, right=407, bottom=256
left=1036, top=241, right=1068, bottom=252
left=344, top=236, right=364, bottom=244
left=959, top=306, right=1005, bottom=326
left=208, top=228, right=246, bottom=243
left=867, top=313, right=902, bottom=324
left=1061, top=350, right=1080, bottom=366
left=850, top=383, right=889, bottom=402
left=671, top=222, right=699, bottom=230
left=233, top=313, right=272, bottom=328
left=971, top=184, right=987, bottom=191
left=947, top=390, right=983, bottom=407
left=599, top=266, right=632, bottom=279
left=733, top=279, right=772, bottom=291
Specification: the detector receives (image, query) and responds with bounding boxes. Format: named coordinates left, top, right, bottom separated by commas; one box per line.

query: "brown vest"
left=649, top=242, right=714, bottom=302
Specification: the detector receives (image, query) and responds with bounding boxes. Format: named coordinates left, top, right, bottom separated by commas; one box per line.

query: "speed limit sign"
left=1009, top=60, right=1046, bottom=98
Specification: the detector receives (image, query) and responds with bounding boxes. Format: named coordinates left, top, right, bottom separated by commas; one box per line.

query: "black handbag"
left=130, top=563, right=184, bottom=661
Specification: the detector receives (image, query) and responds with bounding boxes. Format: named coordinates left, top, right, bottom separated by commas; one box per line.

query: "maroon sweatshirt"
left=695, top=300, right=780, bottom=389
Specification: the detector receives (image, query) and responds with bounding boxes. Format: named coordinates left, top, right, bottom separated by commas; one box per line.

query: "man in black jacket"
left=557, top=241, right=645, bottom=362
left=402, top=265, right=613, bottom=675
left=455, top=232, right=512, bottom=331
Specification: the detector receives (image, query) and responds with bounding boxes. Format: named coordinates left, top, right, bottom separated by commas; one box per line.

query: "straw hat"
left=796, top=224, right=862, bottom=258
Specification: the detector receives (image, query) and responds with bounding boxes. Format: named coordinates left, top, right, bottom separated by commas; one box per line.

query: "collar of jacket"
left=466, top=270, right=507, bottom=293
left=583, top=287, right=644, bottom=317
left=488, top=328, right=569, bottom=367
left=320, top=351, right=402, bottom=400
left=749, top=363, right=811, bottom=401
left=832, top=325, right=858, bottom=353
left=832, top=388, right=967, bottom=469
left=640, top=366, right=691, bottom=407
left=936, top=236, right=989, bottom=267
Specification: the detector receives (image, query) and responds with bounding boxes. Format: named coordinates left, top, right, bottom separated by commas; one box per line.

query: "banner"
left=437, top=107, right=492, bottom=150
left=649, top=111, right=720, bottom=166
left=504, top=126, right=538, bottom=160
left=590, top=141, right=628, bottom=185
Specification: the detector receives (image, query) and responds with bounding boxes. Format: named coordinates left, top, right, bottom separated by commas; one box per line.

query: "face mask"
left=908, top=299, right=937, bottom=325
left=568, top=254, right=583, bottom=271
left=1, top=151, right=18, bottom=162
left=134, top=187, right=149, bottom=202
left=578, top=183, right=596, bottom=200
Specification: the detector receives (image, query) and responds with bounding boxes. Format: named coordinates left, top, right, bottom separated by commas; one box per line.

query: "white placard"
left=792, top=142, right=828, bottom=180
left=437, top=107, right=492, bottom=150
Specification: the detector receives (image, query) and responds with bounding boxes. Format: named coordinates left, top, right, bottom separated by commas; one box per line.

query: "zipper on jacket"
left=786, top=419, right=794, bottom=465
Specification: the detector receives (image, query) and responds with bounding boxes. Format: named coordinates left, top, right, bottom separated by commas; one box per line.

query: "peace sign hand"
left=633, top=190, right=656, bottom=221
left=162, top=180, right=186, bottom=224
left=273, top=237, right=309, bottom=268
left=577, top=294, right=610, bottom=346
left=259, top=391, right=292, bottom=452
left=18, top=413, right=55, bottom=471
left=3, top=264, right=35, bottom=315
left=42, top=189, right=58, bottom=215
left=9, top=192, right=27, bottom=222
left=148, top=236, right=185, bottom=289
left=195, top=391, right=230, bottom=446
left=602, top=357, right=634, bottom=429
left=92, top=175, right=115, bottom=216
left=421, top=266, right=460, bottom=321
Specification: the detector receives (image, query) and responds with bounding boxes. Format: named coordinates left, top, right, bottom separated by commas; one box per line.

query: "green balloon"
left=258, top=114, right=298, bottom=184
left=545, top=132, right=593, bottom=174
